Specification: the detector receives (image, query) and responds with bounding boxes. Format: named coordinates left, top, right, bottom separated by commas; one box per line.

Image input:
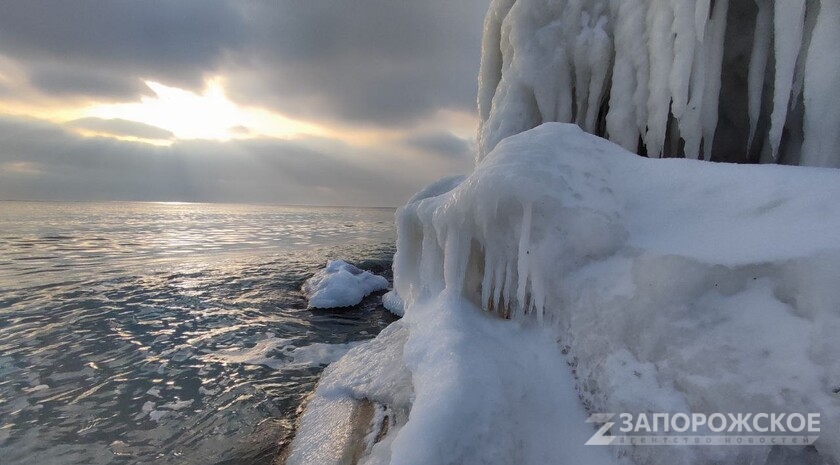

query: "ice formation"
left=477, top=0, right=840, bottom=167
left=289, top=124, right=840, bottom=465
left=380, top=290, right=404, bottom=317
left=302, top=260, right=389, bottom=309
left=286, top=1, right=840, bottom=462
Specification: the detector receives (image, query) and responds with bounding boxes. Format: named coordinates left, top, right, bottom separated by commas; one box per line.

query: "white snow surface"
left=293, top=124, right=840, bottom=465
left=477, top=0, right=840, bottom=167
left=303, top=260, right=389, bottom=309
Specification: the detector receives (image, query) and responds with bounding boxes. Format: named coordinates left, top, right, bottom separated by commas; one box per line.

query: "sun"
left=82, top=78, right=325, bottom=142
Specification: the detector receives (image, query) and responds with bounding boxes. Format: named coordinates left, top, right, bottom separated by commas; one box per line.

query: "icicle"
left=670, top=0, right=697, bottom=120
left=552, top=48, right=575, bottom=124
left=768, top=0, right=807, bottom=161
left=493, top=258, right=505, bottom=313
left=574, top=13, right=594, bottom=129
left=444, top=227, right=475, bottom=296
left=530, top=271, right=546, bottom=324
left=481, top=252, right=494, bottom=311
left=680, top=39, right=705, bottom=159
left=695, top=0, right=711, bottom=42
left=478, top=0, right=518, bottom=122
left=644, top=0, right=676, bottom=158
left=502, top=260, right=514, bottom=315
left=801, top=0, right=840, bottom=167
left=747, top=0, right=772, bottom=151
left=700, top=0, right=728, bottom=161
left=584, top=15, right=612, bottom=133
left=790, top=0, right=819, bottom=116
left=419, top=224, right=443, bottom=296
left=516, top=202, right=532, bottom=315
left=605, top=0, right=648, bottom=151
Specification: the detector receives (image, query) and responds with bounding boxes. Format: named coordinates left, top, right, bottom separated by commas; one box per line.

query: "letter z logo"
left=586, top=413, right=617, bottom=446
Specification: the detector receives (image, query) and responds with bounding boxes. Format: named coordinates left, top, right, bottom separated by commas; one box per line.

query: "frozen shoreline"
left=284, top=124, right=840, bottom=465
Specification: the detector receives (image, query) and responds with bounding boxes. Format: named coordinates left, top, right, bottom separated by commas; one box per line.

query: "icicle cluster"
left=394, top=126, right=628, bottom=324
left=477, top=0, right=840, bottom=167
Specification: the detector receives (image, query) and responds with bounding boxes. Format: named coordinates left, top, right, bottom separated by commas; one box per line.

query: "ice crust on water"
left=202, top=334, right=364, bottom=370
left=303, top=260, right=389, bottom=309
left=292, top=124, right=840, bottom=465
left=478, top=0, right=840, bottom=167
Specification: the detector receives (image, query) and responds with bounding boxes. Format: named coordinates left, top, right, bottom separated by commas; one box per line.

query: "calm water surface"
left=0, top=202, right=398, bottom=465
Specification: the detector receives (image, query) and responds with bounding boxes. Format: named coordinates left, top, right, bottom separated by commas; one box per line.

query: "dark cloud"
left=0, top=0, right=246, bottom=97
left=28, top=64, right=151, bottom=100
left=0, top=115, right=452, bottom=206
left=405, top=132, right=472, bottom=159
left=0, top=1, right=488, bottom=203
left=0, top=0, right=488, bottom=125
left=65, top=117, right=174, bottom=140
left=225, top=0, right=489, bottom=125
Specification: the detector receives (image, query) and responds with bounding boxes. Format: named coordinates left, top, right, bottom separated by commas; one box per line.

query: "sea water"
left=0, top=201, right=397, bottom=465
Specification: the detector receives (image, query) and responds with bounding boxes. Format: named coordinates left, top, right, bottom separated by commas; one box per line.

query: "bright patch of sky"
left=83, top=79, right=327, bottom=142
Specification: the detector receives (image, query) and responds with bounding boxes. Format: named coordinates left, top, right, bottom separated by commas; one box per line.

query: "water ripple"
left=0, top=202, right=397, bottom=465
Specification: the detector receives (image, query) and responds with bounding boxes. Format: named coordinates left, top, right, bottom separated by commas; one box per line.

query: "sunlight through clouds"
left=83, top=78, right=327, bottom=141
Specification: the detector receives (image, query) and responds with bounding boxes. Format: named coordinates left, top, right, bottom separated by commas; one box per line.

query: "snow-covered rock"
left=291, top=123, right=840, bottom=465
left=302, top=260, right=389, bottom=309
left=478, top=0, right=840, bottom=167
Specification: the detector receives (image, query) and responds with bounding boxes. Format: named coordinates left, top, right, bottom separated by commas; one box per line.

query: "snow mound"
left=303, top=260, right=389, bottom=309
left=478, top=0, right=840, bottom=167
left=288, top=294, right=619, bottom=465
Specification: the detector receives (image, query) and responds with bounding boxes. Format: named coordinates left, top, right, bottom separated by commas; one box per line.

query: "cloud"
left=26, top=64, right=152, bottom=100
left=0, top=115, right=462, bottom=206
left=405, top=132, right=473, bottom=159
left=0, top=0, right=246, bottom=99
left=0, top=1, right=489, bottom=203
left=222, top=0, right=490, bottom=126
left=0, top=0, right=488, bottom=127
left=65, top=117, right=174, bottom=140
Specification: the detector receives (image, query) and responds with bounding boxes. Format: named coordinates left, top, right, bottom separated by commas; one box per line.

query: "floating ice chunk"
left=202, top=334, right=289, bottom=369
left=303, top=260, right=389, bottom=309
left=381, top=290, right=404, bottom=317
left=283, top=341, right=366, bottom=367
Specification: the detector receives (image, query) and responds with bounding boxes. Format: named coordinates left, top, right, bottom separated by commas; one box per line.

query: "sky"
left=0, top=0, right=490, bottom=206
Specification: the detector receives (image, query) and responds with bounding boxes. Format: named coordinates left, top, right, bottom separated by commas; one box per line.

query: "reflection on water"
left=0, top=202, right=397, bottom=465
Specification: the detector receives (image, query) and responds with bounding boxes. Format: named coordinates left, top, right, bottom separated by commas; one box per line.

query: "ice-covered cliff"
left=287, top=124, right=840, bottom=465
left=283, top=1, right=840, bottom=463
left=478, top=0, right=840, bottom=167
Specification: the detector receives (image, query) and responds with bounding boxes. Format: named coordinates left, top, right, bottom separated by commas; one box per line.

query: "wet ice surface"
left=0, top=202, right=398, bottom=465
